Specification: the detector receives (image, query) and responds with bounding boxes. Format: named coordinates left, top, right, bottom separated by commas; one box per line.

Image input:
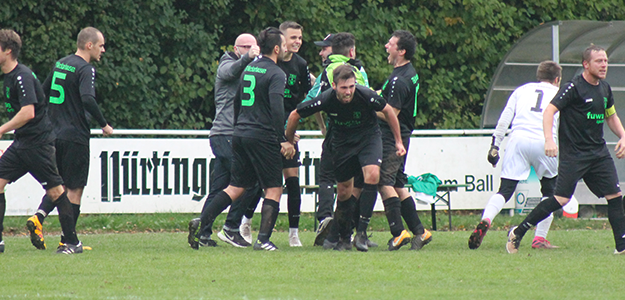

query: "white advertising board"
left=2, top=134, right=515, bottom=216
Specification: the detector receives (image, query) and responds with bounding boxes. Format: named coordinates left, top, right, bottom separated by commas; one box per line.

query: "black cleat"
left=0, top=240, right=4, bottom=253
left=353, top=231, right=369, bottom=252
left=314, top=217, right=334, bottom=246
left=411, top=229, right=432, bottom=250
left=218, top=228, right=251, bottom=248
left=56, top=242, right=83, bottom=254
left=253, top=240, right=278, bottom=251
left=468, top=220, right=490, bottom=249
left=199, top=236, right=218, bottom=247
left=188, top=218, right=200, bottom=250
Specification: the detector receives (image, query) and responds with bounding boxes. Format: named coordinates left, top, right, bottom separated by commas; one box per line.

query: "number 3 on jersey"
left=242, top=74, right=255, bottom=107
left=49, top=71, right=66, bottom=104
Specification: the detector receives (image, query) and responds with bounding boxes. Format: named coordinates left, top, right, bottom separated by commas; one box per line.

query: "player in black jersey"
left=378, top=30, right=430, bottom=251
left=277, top=21, right=312, bottom=247
left=507, top=45, right=625, bottom=254
left=27, top=27, right=113, bottom=251
left=191, top=27, right=294, bottom=251
left=0, top=29, right=81, bottom=254
left=286, top=65, right=406, bottom=251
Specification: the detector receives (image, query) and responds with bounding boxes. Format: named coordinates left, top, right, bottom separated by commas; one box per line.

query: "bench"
left=302, top=183, right=470, bottom=231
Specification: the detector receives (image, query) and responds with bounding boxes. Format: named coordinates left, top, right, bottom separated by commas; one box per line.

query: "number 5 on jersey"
left=49, top=71, right=66, bottom=104
left=242, top=74, right=255, bottom=107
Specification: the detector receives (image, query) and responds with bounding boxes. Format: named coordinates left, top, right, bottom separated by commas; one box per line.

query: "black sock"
left=54, top=192, right=79, bottom=245
left=515, top=196, right=562, bottom=238
left=316, top=183, right=335, bottom=221
left=383, top=197, right=404, bottom=237
left=607, top=196, right=625, bottom=251
left=357, top=184, right=377, bottom=233
left=36, top=195, right=55, bottom=224
left=257, top=199, right=279, bottom=243
left=198, top=191, right=232, bottom=237
left=352, top=198, right=360, bottom=231
left=0, top=193, right=5, bottom=241
left=72, top=204, right=81, bottom=226
left=339, top=196, right=356, bottom=240
left=243, top=190, right=262, bottom=219
left=285, top=177, right=301, bottom=229
left=401, top=196, right=424, bottom=235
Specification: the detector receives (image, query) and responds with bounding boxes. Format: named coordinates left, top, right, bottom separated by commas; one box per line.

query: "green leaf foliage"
left=2, top=0, right=624, bottom=129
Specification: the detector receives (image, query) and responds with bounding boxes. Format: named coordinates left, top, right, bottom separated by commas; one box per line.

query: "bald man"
left=188, top=33, right=263, bottom=249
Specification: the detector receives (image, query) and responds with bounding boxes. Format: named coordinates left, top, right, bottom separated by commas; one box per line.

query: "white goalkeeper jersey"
left=493, top=81, right=559, bottom=147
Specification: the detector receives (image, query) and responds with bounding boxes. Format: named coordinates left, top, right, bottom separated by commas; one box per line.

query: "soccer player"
left=191, top=27, right=294, bottom=251
left=506, top=45, right=625, bottom=254
left=303, top=32, right=371, bottom=246
left=27, top=27, right=113, bottom=251
left=276, top=21, right=312, bottom=247
left=0, top=29, right=81, bottom=254
left=310, top=33, right=336, bottom=246
left=286, top=65, right=406, bottom=251
left=468, top=61, right=561, bottom=250
left=378, top=30, right=431, bottom=251
left=188, top=33, right=263, bottom=249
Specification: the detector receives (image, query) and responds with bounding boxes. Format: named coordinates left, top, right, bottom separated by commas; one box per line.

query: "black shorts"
left=379, top=134, right=410, bottom=187
left=0, top=142, right=63, bottom=189
left=555, top=155, right=621, bottom=198
left=316, top=135, right=335, bottom=184
left=230, top=136, right=283, bottom=189
left=333, top=131, right=382, bottom=183
left=56, top=140, right=89, bottom=189
left=281, top=143, right=301, bottom=169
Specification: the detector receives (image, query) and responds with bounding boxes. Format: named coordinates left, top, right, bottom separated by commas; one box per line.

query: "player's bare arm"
left=381, top=104, right=406, bottom=156
left=0, top=104, right=34, bottom=139
left=606, top=111, right=625, bottom=159
left=543, top=103, right=559, bottom=157
left=285, top=110, right=301, bottom=143
left=376, top=105, right=400, bottom=122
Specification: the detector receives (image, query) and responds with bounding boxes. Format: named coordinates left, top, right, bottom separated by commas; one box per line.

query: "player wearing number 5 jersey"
left=28, top=27, right=113, bottom=251
left=468, top=61, right=561, bottom=250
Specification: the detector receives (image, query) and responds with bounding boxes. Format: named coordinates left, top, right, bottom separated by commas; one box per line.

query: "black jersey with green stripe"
left=233, top=56, right=287, bottom=143
left=551, top=74, right=613, bottom=160
left=296, top=85, right=386, bottom=145
left=2, top=64, right=54, bottom=148
left=379, top=63, right=418, bottom=137
left=278, top=53, right=311, bottom=121
left=42, top=54, right=99, bottom=145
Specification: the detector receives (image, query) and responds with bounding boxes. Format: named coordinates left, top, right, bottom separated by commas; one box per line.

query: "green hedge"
left=2, top=0, right=624, bottom=129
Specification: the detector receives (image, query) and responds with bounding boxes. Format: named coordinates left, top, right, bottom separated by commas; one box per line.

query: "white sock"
left=241, top=216, right=252, bottom=225
left=481, top=193, right=506, bottom=224
left=535, top=198, right=553, bottom=239
left=289, top=228, right=298, bottom=236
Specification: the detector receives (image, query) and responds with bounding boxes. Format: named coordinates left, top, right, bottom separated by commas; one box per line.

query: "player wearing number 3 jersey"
left=468, top=61, right=561, bottom=250
left=192, top=27, right=294, bottom=251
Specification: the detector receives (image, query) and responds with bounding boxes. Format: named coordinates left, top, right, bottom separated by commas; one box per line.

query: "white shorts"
left=500, top=135, right=557, bottom=181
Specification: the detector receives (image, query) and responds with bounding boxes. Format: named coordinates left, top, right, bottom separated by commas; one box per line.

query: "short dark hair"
left=392, top=30, right=416, bottom=61
left=333, top=64, right=356, bottom=84
left=0, top=29, right=22, bottom=60
left=77, top=27, right=102, bottom=50
left=258, top=27, right=283, bottom=55
left=279, top=21, right=303, bottom=32
left=331, top=32, right=355, bottom=56
left=582, top=44, right=606, bottom=63
left=536, top=61, right=561, bottom=83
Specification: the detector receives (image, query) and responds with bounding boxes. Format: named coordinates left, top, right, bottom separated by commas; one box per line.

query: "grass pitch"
left=1, top=228, right=625, bottom=299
